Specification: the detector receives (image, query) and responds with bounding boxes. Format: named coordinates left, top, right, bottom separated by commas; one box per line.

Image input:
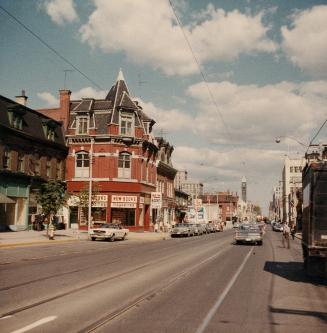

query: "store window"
left=75, top=152, right=90, bottom=178
left=118, top=152, right=131, bottom=178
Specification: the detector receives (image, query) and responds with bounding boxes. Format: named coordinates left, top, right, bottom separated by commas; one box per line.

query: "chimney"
left=59, top=89, right=71, bottom=131
left=15, top=90, right=28, bottom=106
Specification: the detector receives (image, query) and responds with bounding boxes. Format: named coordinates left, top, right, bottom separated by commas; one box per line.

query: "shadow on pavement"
left=264, top=261, right=327, bottom=286
left=269, top=305, right=327, bottom=323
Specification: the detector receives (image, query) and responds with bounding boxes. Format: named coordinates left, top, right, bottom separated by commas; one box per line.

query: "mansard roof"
left=69, top=69, right=155, bottom=128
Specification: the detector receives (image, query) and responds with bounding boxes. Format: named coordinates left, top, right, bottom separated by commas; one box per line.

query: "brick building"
left=38, top=70, right=158, bottom=230
left=0, top=92, right=67, bottom=231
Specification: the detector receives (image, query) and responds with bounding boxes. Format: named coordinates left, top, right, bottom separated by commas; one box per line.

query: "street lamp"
left=275, top=136, right=308, bottom=147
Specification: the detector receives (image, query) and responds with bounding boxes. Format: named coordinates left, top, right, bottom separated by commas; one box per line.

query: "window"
left=3, top=148, right=11, bottom=170
left=46, top=158, right=51, bottom=178
left=76, top=117, right=88, bottom=135
left=17, top=153, right=24, bottom=172
left=34, top=155, right=40, bottom=176
left=47, top=128, right=55, bottom=141
left=56, top=160, right=62, bottom=180
left=120, top=114, right=133, bottom=136
left=8, top=112, right=23, bottom=130
left=290, top=167, right=294, bottom=173
left=118, top=153, right=131, bottom=178
left=75, top=152, right=90, bottom=178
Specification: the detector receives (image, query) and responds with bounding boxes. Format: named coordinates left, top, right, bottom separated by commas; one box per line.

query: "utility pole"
left=88, top=138, right=94, bottom=230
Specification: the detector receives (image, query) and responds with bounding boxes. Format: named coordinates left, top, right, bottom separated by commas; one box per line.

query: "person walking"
left=290, top=224, right=296, bottom=240
left=282, top=223, right=291, bottom=249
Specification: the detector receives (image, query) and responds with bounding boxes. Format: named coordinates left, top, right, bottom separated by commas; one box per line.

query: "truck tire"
left=304, top=256, right=327, bottom=278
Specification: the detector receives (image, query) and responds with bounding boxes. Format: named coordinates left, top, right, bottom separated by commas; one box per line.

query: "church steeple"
left=116, top=68, right=125, bottom=82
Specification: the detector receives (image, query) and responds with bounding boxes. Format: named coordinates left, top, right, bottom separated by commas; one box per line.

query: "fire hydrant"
left=48, top=223, right=55, bottom=240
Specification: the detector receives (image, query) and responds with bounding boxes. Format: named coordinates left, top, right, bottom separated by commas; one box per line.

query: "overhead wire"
left=0, top=5, right=105, bottom=91
left=168, top=0, right=234, bottom=146
left=306, top=118, right=327, bottom=153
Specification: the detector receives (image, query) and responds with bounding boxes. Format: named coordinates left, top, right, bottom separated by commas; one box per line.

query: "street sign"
left=151, top=192, right=162, bottom=209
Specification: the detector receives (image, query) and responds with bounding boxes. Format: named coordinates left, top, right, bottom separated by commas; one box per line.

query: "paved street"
left=0, top=228, right=326, bottom=333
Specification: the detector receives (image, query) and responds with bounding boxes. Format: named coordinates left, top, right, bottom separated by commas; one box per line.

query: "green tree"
left=253, top=205, right=262, bottom=216
left=36, top=180, right=66, bottom=225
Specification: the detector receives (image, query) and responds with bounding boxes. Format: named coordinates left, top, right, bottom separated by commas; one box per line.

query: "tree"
left=253, top=205, right=262, bottom=216
left=36, top=180, right=66, bottom=225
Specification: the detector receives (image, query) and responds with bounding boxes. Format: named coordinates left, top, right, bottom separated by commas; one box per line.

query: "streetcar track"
left=77, top=243, right=232, bottom=333
left=0, top=232, right=231, bottom=292
left=0, top=235, right=232, bottom=318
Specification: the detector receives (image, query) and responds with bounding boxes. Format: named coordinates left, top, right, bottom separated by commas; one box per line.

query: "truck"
left=302, top=161, right=327, bottom=278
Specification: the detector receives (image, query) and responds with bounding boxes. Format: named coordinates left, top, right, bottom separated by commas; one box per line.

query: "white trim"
left=112, top=178, right=137, bottom=183
left=72, top=177, right=110, bottom=181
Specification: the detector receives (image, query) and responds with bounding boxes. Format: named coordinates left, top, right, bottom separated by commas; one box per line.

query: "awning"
left=0, top=193, right=15, bottom=204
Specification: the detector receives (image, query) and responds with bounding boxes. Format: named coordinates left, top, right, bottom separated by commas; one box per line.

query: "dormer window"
left=8, top=105, right=25, bottom=130
left=120, top=113, right=133, bottom=136
left=76, top=117, right=89, bottom=135
left=42, top=119, right=57, bottom=141
left=3, top=148, right=11, bottom=170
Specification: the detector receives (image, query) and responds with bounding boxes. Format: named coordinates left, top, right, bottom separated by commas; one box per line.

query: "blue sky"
left=1, top=0, right=327, bottom=213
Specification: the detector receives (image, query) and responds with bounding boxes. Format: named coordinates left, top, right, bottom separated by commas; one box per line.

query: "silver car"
left=235, top=224, right=263, bottom=245
left=171, top=223, right=194, bottom=238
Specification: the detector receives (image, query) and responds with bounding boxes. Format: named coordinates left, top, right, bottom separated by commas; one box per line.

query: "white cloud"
left=137, top=98, right=194, bottom=132
left=79, top=0, right=276, bottom=76
left=71, top=87, right=106, bottom=100
left=37, top=91, right=59, bottom=107
left=186, top=80, right=327, bottom=145
left=281, top=5, right=327, bottom=78
left=41, top=0, right=78, bottom=25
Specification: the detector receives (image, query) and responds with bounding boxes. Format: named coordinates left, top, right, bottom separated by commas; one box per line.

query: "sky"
left=1, top=0, right=327, bottom=214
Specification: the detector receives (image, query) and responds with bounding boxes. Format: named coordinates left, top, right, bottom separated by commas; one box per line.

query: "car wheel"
left=91, top=237, right=96, bottom=241
left=121, top=233, right=127, bottom=240
left=109, top=234, right=115, bottom=242
left=257, top=241, right=263, bottom=246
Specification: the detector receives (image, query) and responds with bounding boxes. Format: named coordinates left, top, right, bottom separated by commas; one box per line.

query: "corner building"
left=39, top=70, right=158, bottom=231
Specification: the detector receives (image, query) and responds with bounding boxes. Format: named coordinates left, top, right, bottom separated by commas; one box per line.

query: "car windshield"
left=175, top=224, right=187, bottom=227
left=99, top=224, right=117, bottom=229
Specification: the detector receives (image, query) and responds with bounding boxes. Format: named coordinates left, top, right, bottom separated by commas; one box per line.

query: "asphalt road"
left=0, top=228, right=326, bottom=333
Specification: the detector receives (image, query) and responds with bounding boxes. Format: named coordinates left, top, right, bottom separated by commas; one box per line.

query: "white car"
left=89, top=223, right=129, bottom=241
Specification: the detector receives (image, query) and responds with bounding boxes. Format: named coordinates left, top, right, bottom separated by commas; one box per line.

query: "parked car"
left=89, top=223, right=129, bottom=241
left=235, top=224, right=263, bottom=245
left=272, top=222, right=283, bottom=232
left=171, top=223, right=194, bottom=237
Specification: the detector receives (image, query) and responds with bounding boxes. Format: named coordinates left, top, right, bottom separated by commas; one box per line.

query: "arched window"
left=75, top=151, right=90, bottom=178
left=118, top=152, right=131, bottom=178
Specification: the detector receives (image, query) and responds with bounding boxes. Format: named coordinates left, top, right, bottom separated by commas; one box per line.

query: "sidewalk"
left=0, top=229, right=170, bottom=248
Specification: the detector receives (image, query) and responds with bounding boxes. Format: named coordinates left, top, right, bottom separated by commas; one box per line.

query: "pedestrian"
left=291, top=224, right=296, bottom=240
left=282, top=223, right=291, bottom=249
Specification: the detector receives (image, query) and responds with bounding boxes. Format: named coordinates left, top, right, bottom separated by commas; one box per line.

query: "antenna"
left=63, top=69, right=74, bottom=89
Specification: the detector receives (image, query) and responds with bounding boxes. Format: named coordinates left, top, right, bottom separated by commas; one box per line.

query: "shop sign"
left=151, top=192, right=162, bottom=209
left=140, top=197, right=145, bottom=204
left=111, top=202, right=136, bottom=208
left=93, top=195, right=108, bottom=207
left=111, top=195, right=137, bottom=203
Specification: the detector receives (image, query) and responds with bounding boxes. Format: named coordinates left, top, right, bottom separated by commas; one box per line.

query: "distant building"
left=180, top=180, right=203, bottom=203
left=241, top=176, right=247, bottom=202
left=282, top=156, right=306, bottom=224
left=174, top=169, right=188, bottom=189
left=0, top=92, right=67, bottom=231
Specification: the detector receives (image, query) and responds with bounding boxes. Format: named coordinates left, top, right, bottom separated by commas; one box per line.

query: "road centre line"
left=10, top=316, right=57, bottom=333
left=195, top=247, right=254, bottom=333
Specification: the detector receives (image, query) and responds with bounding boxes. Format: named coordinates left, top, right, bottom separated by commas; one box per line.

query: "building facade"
left=282, top=156, right=306, bottom=224
left=155, top=137, right=177, bottom=229
left=0, top=93, right=67, bottom=231
left=38, top=70, right=159, bottom=231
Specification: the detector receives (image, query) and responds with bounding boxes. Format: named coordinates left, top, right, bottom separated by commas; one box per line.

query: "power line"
left=168, top=0, right=234, bottom=145
left=306, top=118, right=327, bottom=153
left=0, top=5, right=104, bottom=91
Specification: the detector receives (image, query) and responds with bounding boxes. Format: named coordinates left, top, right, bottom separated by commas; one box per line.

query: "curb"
left=0, top=238, right=81, bottom=249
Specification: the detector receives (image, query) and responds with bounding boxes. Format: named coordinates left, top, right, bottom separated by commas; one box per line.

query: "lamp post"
left=88, top=138, right=94, bottom=231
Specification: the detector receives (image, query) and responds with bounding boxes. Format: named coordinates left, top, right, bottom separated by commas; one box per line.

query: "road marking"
left=0, top=315, right=13, bottom=320
left=195, top=247, right=254, bottom=333
left=10, top=316, right=57, bottom=333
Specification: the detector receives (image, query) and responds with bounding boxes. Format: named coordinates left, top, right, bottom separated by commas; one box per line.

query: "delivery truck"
left=302, top=161, right=327, bottom=278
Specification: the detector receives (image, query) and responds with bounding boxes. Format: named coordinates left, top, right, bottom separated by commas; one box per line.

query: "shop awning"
left=0, top=193, right=15, bottom=204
